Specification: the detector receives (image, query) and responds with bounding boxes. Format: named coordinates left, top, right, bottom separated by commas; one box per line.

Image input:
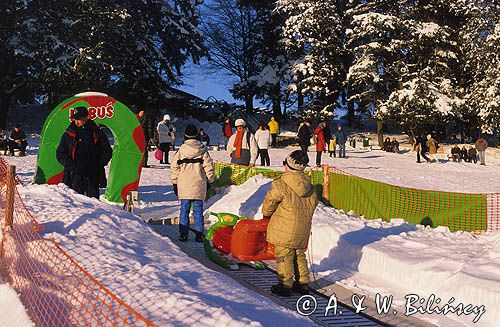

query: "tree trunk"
left=245, top=94, right=253, bottom=113
left=297, top=91, right=304, bottom=113
left=272, top=97, right=282, bottom=120
left=377, top=119, right=384, bottom=147
left=347, top=99, right=355, bottom=127
left=0, top=93, right=12, bottom=131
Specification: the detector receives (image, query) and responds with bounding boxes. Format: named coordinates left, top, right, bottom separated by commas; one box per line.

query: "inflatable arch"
left=34, top=92, right=145, bottom=203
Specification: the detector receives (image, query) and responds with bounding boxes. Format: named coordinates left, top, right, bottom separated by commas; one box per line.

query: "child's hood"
left=178, top=139, right=206, bottom=158
left=280, top=171, right=313, bottom=197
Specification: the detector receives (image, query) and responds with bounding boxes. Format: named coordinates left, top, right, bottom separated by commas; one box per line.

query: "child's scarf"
left=233, top=130, right=244, bottom=159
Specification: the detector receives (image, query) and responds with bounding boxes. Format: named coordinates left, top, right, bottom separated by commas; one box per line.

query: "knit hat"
left=427, top=134, right=432, bottom=139
left=235, top=118, right=246, bottom=127
left=163, top=114, right=171, bottom=121
left=284, top=150, right=309, bottom=171
left=71, top=107, right=89, bottom=119
left=184, top=124, right=198, bottom=139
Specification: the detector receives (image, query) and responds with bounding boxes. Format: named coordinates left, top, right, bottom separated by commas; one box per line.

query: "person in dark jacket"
left=297, top=120, right=312, bottom=154
left=137, top=109, right=154, bottom=168
left=451, top=144, right=461, bottom=162
left=8, top=124, right=28, bottom=156
left=391, top=138, right=400, bottom=153
left=383, top=137, right=392, bottom=152
left=56, top=107, right=112, bottom=198
left=415, top=135, right=431, bottom=163
left=199, top=128, right=210, bottom=147
left=467, top=146, right=478, bottom=164
left=460, top=146, right=468, bottom=162
left=335, top=125, right=347, bottom=158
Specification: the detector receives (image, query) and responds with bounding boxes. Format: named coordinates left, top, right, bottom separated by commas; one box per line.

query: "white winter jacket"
left=254, top=129, right=271, bottom=150
left=157, top=121, right=175, bottom=143
left=171, top=139, right=215, bottom=200
left=227, top=130, right=258, bottom=165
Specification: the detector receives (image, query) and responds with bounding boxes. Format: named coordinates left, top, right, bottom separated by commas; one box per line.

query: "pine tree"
left=277, top=0, right=345, bottom=118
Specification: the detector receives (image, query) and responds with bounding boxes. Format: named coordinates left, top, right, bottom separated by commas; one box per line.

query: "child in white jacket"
left=254, top=123, right=271, bottom=166
left=171, top=124, right=214, bottom=242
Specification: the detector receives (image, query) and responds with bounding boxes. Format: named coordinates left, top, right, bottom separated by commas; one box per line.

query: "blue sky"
left=179, top=60, right=243, bottom=104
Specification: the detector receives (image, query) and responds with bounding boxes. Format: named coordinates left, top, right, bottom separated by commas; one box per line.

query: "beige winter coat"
left=262, top=171, right=318, bottom=249
left=475, top=138, right=488, bottom=151
left=170, top=139, right=215, bottom=200
left=427, top=137, right=437, bottom=154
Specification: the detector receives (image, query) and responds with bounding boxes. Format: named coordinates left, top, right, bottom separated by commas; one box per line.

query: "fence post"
left=5, top=165, right=16, bottom=229
left=322, top=164, right=329, bottom=205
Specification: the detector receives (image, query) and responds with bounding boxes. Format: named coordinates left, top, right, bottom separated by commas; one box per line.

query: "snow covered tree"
left=277, top=0, right=345, bottom=117
left=459, top=1, right=499, bottom=134
left=2, top=0, right=206, bottom=124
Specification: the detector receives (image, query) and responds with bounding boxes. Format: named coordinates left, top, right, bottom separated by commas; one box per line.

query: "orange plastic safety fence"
left=0, top=158, right=155, bottom=327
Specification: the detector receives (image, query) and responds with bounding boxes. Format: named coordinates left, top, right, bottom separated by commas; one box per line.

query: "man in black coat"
left=8, top=124, right=28, bottom=156
left=56, top=107, right=112, bottom=198
left=137, top=109, right=154, bottom=167
left=297, top=120, right=312, bottom=154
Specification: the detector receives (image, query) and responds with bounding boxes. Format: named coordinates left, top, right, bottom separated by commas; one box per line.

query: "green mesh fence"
left=213, top=162, right=488, bottom=233
left=329, top=172, right=487, bottom=232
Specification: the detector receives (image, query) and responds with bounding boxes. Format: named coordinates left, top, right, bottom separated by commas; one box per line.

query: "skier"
left=415, top=135, right=430, bottom=163
left=262, top=150, right=318, bottom=297
left=475, top=135, right=488, bottom=165
left=314, top=122, right=326, bottom=167
left=268, top=117, right=279, bottom=147
left=297, top=120, right=312, bottom=154
left=335, top=125, right=347, bottom=158
left=227, top=118, right=258, bottom=166
left=254, top=122, right=271, bottom=166
left=171, top=124, right=215, bottom=242
left=56, top=107, right=112, bottom=198
left=157, top=114, right=175, bottom=164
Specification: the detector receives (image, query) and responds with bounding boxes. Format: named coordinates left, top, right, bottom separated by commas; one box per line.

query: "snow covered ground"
left=0, top=280, right=33, bottom=326
left=3, top=132, right=500, bottom=326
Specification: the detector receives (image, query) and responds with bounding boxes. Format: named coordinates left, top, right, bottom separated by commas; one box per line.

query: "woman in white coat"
left=255, top=123, right=271, bottom=166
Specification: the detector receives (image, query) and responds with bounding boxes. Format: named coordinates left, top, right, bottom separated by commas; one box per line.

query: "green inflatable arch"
left=34, top=92, right=145, bottom=203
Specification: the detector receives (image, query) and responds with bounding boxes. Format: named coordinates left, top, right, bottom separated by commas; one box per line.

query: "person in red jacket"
left=222, top=118, right=233, bottom=150
left=314, top=122, right=326, bottom=167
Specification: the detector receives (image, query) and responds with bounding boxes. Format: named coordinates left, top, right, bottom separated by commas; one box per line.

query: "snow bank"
left=207, top=176, right=500, bottom=326
left=0, top=282, right=33, bottom=327
left=15, top=183, right=310, bottom=326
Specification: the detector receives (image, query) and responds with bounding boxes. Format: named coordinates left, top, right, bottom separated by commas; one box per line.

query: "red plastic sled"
left=212, top=218, right=275, bottom=262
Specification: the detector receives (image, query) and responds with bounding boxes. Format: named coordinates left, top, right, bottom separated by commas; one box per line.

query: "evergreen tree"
left=277, top=0, right=345, bottom=118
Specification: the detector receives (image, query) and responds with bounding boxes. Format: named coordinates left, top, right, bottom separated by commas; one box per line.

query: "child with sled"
left=171, top=124, right=215, bottom=242
left=262, top=150, right=318, bottom=297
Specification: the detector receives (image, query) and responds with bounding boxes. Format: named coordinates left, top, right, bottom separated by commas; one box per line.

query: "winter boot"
left=195, top=233, right=204, bottom=243
left=271, top=283, right=291, bottom=297
left=292, top=282, right=310, bottom=295
left=179, top=233, right=188, bottom=242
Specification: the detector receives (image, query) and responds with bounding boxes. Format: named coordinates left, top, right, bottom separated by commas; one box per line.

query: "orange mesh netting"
left=0, top=157, right=154, bottom=326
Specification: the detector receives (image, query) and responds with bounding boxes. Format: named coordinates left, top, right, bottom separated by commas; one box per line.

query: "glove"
left=263, top=215, right=271, bottom=219
left=173, top=184, right=178, bottom=197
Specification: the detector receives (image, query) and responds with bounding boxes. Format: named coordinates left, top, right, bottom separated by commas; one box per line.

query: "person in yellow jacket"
left=328, top=136, right=337, bottom=157
left=267, top=117, right=279, bottom=147
left=262, top=150, right=318, bottom=297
